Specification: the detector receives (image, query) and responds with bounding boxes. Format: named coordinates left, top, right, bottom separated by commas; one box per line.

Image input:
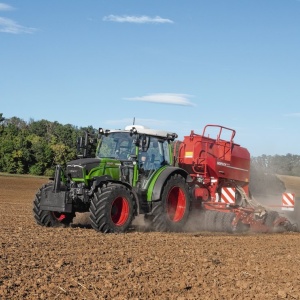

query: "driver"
left=139, top=151, right=149, bottom=170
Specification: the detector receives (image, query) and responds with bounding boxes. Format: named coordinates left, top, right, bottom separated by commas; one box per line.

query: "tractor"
left=33, top=123, right=296, bottom=233
left=33, top=124, right=191, bottom=232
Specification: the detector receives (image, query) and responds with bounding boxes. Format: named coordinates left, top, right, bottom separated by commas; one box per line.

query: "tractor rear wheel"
left=89, top=183, right=135, bottom=233
left=151, top=174, right=190, bottom=232
left=33, top=183, right=75, bottom=227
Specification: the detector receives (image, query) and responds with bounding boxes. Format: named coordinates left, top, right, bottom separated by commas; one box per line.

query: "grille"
left=66, top=165, right=83, bottom=179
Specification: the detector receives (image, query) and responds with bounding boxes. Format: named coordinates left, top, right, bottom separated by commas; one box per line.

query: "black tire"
left=33, top=183, right=75, bottom=227
left=151, top=174, right=191, bottom=232
left=89, top=183, right=135, bottom=233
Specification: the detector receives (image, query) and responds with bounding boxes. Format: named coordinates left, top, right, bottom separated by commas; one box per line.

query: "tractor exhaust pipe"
left=53, top=165, right=61, bottom=193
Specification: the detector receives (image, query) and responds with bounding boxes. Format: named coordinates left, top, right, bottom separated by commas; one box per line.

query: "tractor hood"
left=66, top=158, right=101, bottom=178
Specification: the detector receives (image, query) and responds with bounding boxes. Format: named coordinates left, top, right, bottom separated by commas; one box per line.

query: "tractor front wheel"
left=89, top=183, right=135, bottom=233
left=33, top=183, right=75, bottom=227
left=151, top=174, right=190, bottom=232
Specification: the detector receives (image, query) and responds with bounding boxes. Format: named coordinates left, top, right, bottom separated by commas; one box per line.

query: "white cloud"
left=0, top=17, right=36, bottom=34
left=103, top=15, right=173, bottom=24
left=125, top=93, right=196, bottom=106
left=0, top=3, right=14, bottom=11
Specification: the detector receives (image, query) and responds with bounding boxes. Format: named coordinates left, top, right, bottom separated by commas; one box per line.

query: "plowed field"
left=1, top=175, right=300, bottom=299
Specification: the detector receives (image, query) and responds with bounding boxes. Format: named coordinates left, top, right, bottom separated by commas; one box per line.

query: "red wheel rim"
left=52, top=212, right=66, bottom=222
left=111, top=197, right=130, bottom=226
left=167, top=187, right=186, bottom=222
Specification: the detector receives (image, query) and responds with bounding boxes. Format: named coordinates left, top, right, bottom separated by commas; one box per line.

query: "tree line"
left=0, top=113, right=299, bottom=177
left=0, top=113, right=95, bottom=176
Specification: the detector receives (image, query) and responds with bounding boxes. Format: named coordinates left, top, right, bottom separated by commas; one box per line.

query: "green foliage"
left=29, top=164, right=44, bottom=176
left=0, top=113, right=96, bottom=176
left=51, top=143, right=77, bottom=166
left=44, top=168, right=55, bottom=177
left=28, top=119, right=50, bottom=137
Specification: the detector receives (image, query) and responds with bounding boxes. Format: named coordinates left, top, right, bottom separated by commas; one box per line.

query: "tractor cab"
left=96, top=125, right=177, bottom=188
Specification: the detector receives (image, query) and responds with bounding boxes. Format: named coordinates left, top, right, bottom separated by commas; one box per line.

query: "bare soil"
left=1, top=174, right=300, bottom=299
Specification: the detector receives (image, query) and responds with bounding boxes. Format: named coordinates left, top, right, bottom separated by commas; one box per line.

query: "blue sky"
left=0, top=0, right=299, bottom=157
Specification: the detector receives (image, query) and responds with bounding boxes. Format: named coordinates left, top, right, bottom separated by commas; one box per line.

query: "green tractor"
left=33, top=125, right=191, bottom=233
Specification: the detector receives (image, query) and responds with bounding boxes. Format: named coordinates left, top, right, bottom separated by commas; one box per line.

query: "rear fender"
left=149, top=166, right=191, bottom=202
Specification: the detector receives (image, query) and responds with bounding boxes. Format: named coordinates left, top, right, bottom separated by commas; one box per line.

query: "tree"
left=27, top=134, right=54, bottom=176
left=51, top=143, right=76, bottom=167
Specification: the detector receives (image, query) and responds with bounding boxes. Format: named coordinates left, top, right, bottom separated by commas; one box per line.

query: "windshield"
left=96, top=132, right=171, bottom=165
left=96, top=132, right=135, bottom=159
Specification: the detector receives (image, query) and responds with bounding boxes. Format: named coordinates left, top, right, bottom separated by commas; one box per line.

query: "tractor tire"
left=89, top=183, right=135, bottom=233
left=33, top=183, right=75, bottom=227
left=151, top=174, right=190, bottom=232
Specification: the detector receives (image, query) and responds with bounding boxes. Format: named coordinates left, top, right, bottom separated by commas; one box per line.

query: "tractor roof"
left=106, top=125, right=178, bottom=140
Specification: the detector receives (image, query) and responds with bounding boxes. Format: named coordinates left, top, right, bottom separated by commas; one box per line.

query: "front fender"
left=92, top=175, right=134, bottom=190
left=91, top=175, right=113, bottom=190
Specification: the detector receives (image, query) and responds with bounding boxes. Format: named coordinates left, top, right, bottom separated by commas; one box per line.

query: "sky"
left=0, top=0, right=299, bottom=157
